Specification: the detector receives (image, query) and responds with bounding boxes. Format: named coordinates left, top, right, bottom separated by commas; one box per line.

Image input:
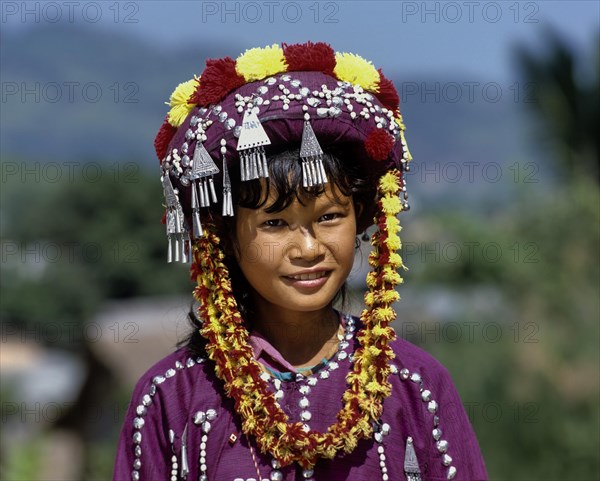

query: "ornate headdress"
left=155, top=42, right=411, bottom=471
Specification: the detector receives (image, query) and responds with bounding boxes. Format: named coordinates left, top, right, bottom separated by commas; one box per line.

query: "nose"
left=287, top=227, right=325, bottom=263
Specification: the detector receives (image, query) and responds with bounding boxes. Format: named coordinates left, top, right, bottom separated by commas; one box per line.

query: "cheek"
left=238, top=243, right=264, bottom=267
left=324, top=229, right=356, bottom=266
left=236, top=235, right=284, bottom=279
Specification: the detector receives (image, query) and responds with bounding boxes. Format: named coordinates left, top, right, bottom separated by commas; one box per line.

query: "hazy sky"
left=3, top=0, right=598, bottom=82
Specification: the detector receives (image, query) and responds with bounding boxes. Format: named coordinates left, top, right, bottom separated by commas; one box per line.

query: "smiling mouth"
left=286, top=271, right=329, bottom=281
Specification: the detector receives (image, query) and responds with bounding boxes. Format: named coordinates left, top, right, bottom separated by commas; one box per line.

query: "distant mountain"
left=1, top=25, right=238, bottom=167
left=1, top=25, right=551, bottom=210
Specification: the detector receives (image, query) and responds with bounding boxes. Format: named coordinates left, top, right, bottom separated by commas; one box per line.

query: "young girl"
left=113, top=42, right=488, bottom=481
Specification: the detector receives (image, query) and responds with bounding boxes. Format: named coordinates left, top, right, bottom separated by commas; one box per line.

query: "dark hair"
left=180, top=145, right=376, bottom=357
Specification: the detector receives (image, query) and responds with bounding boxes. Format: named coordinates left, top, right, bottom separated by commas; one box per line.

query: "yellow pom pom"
left=343, top=434, right=358, bottom=452
left=364, top=292, right=375, bottom=308
left=366, top=272, right=378, bottom=289
left=388, top=253, right=403, bottom=268
left=381, top=196, right=402, bottom=215
left=385, top=215, right=400, bottom=233
left=382, top=269, right=401, bottom=284
left=385, top=233, right=401, bottom=252
left=382, top=290, right=400, bottom=303
left=366, top=381, right=388, bottom=395
left=356, top=369, right=370, bottom=384
left=236, top=44, right=287, bottom=82
left=334, top=52, right=380, bottom=91
left=368, top=249, right=380, bottom=268
left=379, top=172, right=401, bottom=194
left=323, top=443, right=338, bottom=459
left=167, top=78, right=198, bottom=127
left=367, top=345, right=382, bottom=358
left=373, top=307, right=395, bottom=323
left=372, top=325, right=396, bottom=340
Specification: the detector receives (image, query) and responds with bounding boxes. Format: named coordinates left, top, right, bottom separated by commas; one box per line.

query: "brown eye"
left=263, top=219, right=286, bottom=228
left=319, top=213, right=341, bottom=222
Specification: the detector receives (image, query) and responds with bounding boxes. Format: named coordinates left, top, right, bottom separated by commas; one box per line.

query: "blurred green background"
left=1, top=3, right=598, bottom=480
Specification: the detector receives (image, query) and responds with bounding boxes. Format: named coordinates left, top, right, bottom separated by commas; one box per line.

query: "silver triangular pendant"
left=404, top=436, right=422, bottom=481
left=300, top=120, right=323, bottom=158
left=236, top=108, right=271, bottom=181
left=190, top=142, right=220, bottom=179
left=162, top=173, right=189, bottom=263
left=300, top=120, right=327, bottom=187
left=237, top=109, right=271, bottom=150
left=162, top=172, right=179, bottom=210
left=189, top=142, right=219, bottom=215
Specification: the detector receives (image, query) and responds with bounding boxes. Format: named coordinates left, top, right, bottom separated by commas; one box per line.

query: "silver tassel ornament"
left=162, top=173, right=189, bottom=263
left=189, top=141, right=220, bottom=238
left=300, top=119, right=327, bottom=188
left=221, top=140, right=234, bottom=217
left=191, top=180, right=203, bottom=238
left=236, top=108, right=271, bottom=182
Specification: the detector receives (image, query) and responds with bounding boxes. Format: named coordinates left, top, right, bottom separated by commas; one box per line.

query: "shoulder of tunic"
left=135, top=346, right=209, bottom=382
left=127, top=346, right=219, bottom=409
left=389, top=335, right=451, bottom=380
left=343, top=315, right=487, bottom=479
left=385, top=331, right=489, bottom=481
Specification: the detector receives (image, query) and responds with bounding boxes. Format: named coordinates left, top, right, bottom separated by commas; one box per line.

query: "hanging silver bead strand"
left=395, top=367, right=457, bottom=480
left=194, top=408, right=218, bottom=481
left=221, top=139, right=234, bottom=217
left=373, top=421, right=391, bottom=480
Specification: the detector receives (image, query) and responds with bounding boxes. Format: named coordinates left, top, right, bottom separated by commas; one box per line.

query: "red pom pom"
left=283, top=41, right=336, bottom=76
left=154, top=117, right=177, bottom=161
left=190, top=57, right=246, bottom=106
left=364, top=129, right=395, bottom=161
left=161, top=210, right=167, bottom=225
left=375, top=70, right=400, bottom=111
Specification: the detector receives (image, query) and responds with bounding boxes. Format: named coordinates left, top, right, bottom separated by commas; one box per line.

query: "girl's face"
left=234, top=182, right=357, bottom=319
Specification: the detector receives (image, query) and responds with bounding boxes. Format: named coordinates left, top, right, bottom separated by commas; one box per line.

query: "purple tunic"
left=113, top=314, right=488, bottom=481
